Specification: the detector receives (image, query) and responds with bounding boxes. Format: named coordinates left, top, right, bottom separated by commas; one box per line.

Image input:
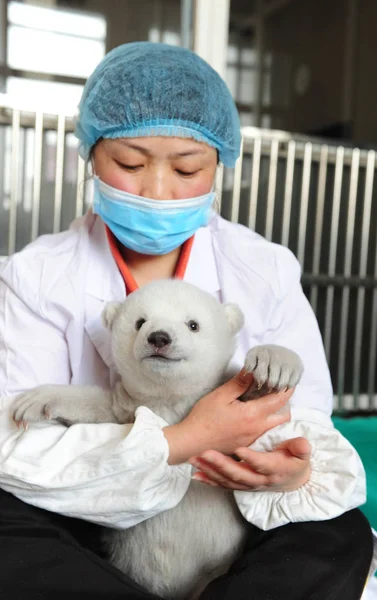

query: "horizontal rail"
left=302, top=274, right=377, bottom=288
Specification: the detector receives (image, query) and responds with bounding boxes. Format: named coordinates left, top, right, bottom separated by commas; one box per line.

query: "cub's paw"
left=11, top=385, right=77, bottom=430
left=242, top=344, right=303, bottom=400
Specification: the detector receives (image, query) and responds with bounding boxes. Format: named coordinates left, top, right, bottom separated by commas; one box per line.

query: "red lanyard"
left=105, top=225, right=194, bottom=294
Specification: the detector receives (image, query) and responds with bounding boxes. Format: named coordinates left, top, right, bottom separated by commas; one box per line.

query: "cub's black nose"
left=148, top=331, right=172, bottom=349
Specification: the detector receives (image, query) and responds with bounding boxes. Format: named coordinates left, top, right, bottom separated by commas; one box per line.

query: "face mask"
left=92, top=176, right=216, bottom=255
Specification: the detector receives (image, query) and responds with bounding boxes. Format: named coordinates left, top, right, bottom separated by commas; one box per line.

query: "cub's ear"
left=102, top=301, right=122, bottom=330
left=223, top=303, right=244, bottom=334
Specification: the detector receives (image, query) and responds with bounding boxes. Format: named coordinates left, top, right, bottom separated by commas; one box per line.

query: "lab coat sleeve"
left=0, top=260, right=191, bottom=529
left=234, top=246, right=366, bottom=529
left=234, top=407, right=366, bottom=530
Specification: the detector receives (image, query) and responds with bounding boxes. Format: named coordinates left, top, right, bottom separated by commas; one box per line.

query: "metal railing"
left=1, top=97, right=376, bottom=411
left=218, top=128, right=377, bottom=411
left=0, top=94, right=89, bottom=260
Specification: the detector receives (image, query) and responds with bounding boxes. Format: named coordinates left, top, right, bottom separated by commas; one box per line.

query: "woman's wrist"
left=163, top=421, right=207, bottom=466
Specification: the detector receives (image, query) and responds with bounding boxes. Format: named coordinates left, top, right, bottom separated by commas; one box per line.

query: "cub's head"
left=102, top=279, right=244, bottom=399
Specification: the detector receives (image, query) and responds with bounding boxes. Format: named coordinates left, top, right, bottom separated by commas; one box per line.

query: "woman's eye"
left=187, top=320, right=199, bottom=332
left=176, top=169, right=198, bottom=177
left=116, top=162, right=142, bottom=171
left=135, top=318, right=146, bottom=331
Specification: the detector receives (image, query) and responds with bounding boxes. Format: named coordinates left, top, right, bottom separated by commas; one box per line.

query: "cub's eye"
left=187, top=320, right=199, bottom=332
left=135, top=318, right=146, bottom=331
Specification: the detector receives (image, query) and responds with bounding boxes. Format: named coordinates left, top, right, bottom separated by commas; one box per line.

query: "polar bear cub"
left=12, top=279, right=303, bottom=600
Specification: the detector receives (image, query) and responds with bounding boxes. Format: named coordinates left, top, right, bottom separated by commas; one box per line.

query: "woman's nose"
left=139, top=167, right=173, bottom=200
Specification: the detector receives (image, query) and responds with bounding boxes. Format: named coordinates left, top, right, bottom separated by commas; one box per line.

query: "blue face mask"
left=92, top=176, right=215, bottom=255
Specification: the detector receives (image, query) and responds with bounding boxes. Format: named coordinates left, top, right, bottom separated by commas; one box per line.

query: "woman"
left=0, top=42, right=373, bottom=599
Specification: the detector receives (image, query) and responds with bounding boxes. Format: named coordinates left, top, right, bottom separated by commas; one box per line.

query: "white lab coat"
left=0, top=211, right=369, bottom=535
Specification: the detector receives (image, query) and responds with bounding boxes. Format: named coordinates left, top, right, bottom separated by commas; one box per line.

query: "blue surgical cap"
left=75, top=42, right=241, bottom=167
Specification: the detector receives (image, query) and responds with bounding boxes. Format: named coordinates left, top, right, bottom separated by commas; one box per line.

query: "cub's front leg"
left=240, top=344, right=304, bottom=401
left=11, top=381, right=135, bottom=429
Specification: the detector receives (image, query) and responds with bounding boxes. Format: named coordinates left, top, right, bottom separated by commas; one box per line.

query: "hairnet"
left=74, top=42, right=241, bottom=167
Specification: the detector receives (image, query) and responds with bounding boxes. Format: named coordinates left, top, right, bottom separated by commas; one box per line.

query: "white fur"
left=11, top=279, right=304, bottom=599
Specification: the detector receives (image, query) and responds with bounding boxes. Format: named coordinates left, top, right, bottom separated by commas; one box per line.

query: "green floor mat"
left=332, top=416, right=377, bottom=530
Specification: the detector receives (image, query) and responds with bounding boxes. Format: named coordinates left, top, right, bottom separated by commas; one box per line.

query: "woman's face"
left=92, top=136, right=218, bottom=200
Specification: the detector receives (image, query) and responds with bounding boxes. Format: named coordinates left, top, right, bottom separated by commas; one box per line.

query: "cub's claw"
left=241, top=344, right=303, bottom=400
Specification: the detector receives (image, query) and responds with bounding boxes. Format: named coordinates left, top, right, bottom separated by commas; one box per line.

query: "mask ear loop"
left=213, top=163, right=224, bottom=214
left=85, top=150, right=98, bottom=214
left=88, top=143, right=98, bottom=178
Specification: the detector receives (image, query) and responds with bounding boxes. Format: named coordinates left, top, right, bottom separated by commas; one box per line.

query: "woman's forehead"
left=101, top=136, right=217, bottom=158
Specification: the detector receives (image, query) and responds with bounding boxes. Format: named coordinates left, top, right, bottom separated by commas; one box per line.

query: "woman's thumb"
left=281, top=437, right=312, bottom=460
left=225, top=368, right=255, bottom=396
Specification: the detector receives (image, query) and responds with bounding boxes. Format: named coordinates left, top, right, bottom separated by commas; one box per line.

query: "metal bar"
left=53, top=114, right=65, bottom=234
left=248, top=137, right=261, bottom=231
left=354, top=150, right=375, bottom=405
left=0, top=111, right=75, bottom=132
left=8, top=109, right=20, bottom=255
left=337, top=148, right=360, bottom=403
left=181, top=0, right=193, bottom=49
left=231, top=137, right=244, bottom=223
left=369, top=277, right=377, bottom=408
left=75, top=155, right=86, bottom=218
left=0, top=65, right=87, bottom=87
left=31, top=111, right=43, bottom=241
left=343, top=149, right=360, bottom=277
left=193, top=0, right=230, bottom=79
left=302, top=274, right=377, bottom=288
left=265, top=139, right=279, bottom=240
left=4, top=20, right=105, bottom=43
left=368, top=152, right=377, bottom=407
left=310, top=145, right=328, bottom=312
left=297, top=142, right=312, bottom=266
left=241, top=135, right=377, bottom=169
left=20, top=127, right=27, bottom=213
left=324, top=146, right=344, bottom=360
left=1, top=107, right=377, bottom=169
left=332, top=395, right=377, bottom=413
left=281, top=140, right=295, bottom=247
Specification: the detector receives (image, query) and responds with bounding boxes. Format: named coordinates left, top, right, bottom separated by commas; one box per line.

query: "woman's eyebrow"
left=116, top=140, right=151, bottom=154
left=116, top=140, right=206, bottom=158
left=169, top=149, right=206, bottom=158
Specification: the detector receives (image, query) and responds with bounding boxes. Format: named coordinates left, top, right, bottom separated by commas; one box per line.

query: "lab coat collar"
left=84, top=217, right=125, bottom=371
left=183, top=221, right=220, bottom=295
left=85, top=216, right=126, bottom=303
left=84, top=216, right=220, bottom=370
left=85, top=216, right=220, bottom=301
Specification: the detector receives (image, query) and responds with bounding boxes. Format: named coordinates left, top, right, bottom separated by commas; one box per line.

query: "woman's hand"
left=163, top=369, right=293, bottom=466
left=189, top=436, right=312, bottom=492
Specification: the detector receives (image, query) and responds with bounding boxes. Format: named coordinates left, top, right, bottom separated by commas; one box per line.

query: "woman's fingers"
left=193, top=471, right=252, bottom=491
left=234, top=446, right=285, bottom=475
left=190, top=440, right=311, bottom=492
left=242, top=388, right=293, bottom=434
left=190, top=451, right=269, bottom=490
left=248, top=387, right=294, bottom=416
